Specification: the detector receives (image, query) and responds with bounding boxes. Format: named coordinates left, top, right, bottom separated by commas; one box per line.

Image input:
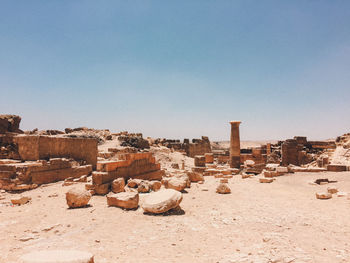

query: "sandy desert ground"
left=1, top=170, right=349, bottom=263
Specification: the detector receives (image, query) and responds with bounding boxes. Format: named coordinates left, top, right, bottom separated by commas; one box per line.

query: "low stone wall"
left=91, top=152, right=164, bottom=194
left=0, top=158, right=92, bottom=190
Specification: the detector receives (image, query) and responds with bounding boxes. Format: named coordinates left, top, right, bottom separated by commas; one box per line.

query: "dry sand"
left=1, top=171, right=350, bottom=263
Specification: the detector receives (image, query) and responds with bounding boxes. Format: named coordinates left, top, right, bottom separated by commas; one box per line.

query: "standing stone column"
left=229, top=121, right=241, bottom=168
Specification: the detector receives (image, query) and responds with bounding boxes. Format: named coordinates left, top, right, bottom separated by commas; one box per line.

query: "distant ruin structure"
left=229, top=121, right=241, bottom=168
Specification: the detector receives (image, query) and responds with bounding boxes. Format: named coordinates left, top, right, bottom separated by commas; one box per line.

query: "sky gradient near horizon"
left=1, top=1, right=350, bottom=141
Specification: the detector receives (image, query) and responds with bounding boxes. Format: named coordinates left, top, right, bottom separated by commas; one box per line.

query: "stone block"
left=194, top=155, right=206, bottom=167
left=327, top=164, right=347, bottom=172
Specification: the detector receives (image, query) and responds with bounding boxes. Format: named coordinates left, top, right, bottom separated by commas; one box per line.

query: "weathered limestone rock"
left=94, top=183, right=110, bottom=195
left=259, top=178, right=274, bottom=183
left=316, top=192, right=332, bottom=200
left=141, top=189, right=183, bottom=214
left=187, top=171, right=204, bottom=182
left=163, top=177, right=187, bottom=192
left=194, top=155, right=206, bottom=167
left=149, top=180, right=162, bottom=191
left=11, top=196, right=31, bottom=205
left=111, top=178, right=125, bottom=193
left=19, top=249, right=94, bottom=263
left=138, top=181, right=150, bottom=193
left=66, top=188, right=91, bottom=208
left=216, top=183, right=231, bottom=194
left=127, top=178, right=142, bottom=188
left=327, top=187, right=338, bottom=194
left=241, top=173, right=251, bottom=179
left=220, top=178, right=228, bottom=183
left=107, top=192, right=139, bottom=209
left=204, top=153, right=214, bottom=163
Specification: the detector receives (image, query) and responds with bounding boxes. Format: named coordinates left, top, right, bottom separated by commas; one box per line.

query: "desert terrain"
left=0, top=115, right=350, bottom=263
left=1, top=169, right=349, bottom=263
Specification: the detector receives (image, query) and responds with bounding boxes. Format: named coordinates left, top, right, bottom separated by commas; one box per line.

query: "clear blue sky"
left=1, top=1, right=350, bottom=141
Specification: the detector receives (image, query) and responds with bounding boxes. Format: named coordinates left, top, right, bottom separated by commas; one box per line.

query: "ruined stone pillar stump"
left=229, top=121, right=241, bottom=168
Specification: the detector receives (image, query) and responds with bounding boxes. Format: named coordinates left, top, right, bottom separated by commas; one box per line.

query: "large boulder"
left=141, top=189, right=183, bottom=214
left=19, top=249, right=94, bottom=263
left=111, top=178, right=125, bottom=193
left=66, top=188, right=91, bottom=208
left=107, top=192, right=139, bottom=209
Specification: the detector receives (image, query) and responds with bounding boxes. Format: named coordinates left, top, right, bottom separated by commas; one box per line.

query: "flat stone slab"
left=20, top=250, right=94, bottom=263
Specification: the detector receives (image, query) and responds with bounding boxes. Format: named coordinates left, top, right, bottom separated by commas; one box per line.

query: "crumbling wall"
left=91, top=152, right=164, bottom=194
left=0, top=158, right=92, bottom=190
left=14, top=135, right=98, bottom=169
left=0, top=115, right=22, bottom=134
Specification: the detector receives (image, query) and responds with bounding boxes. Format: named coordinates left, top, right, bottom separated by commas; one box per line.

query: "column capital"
left=229, top=121, right=241, bottom=126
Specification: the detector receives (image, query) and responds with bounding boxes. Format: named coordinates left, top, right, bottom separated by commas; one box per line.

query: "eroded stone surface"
left=107, top=192, right=139, bottom=209
left=66, top=188, right=91, bottom=208
left=141, top=189, right=183, bottom=214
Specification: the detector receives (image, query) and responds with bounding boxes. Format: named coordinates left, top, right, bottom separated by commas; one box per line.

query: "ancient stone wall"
left=13, top=135, right=98, bottom=169
left=0, top=158, right=92, bottom=190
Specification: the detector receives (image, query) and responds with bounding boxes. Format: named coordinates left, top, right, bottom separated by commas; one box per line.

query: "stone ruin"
left=0, top=115, right=164, bottom=193
left=152, top=136, right=212, bottom=157
left=89, top=152, right=164, bottom=195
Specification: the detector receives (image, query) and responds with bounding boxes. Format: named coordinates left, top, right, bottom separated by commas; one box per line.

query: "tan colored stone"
left=66, top=188, right=91, bottom=208
left=107, top=192, right=139, bottom=209
left=241, top=173, right=251, bottom=179
left=187, top=171, right=204, bottom=182
left=11, top=196, right=31, bottom=205
left=216, top=183, right=231, bottom=194
left=194, top=155, right=206, bottom=167
left=327, top=187, right=338, bottom=194
left=204, top=153, right=214, bottom=163
left=94, top=183, right=110, bottom=195
left=111, top=178, right=125, bottom=193
left=163, top=177, right=187, bottom=192
left=127, top=179, right=142, bottom=188
left=149, top=180, right=162, bottom=191
left=220, top=178, right=228, bottom=183
left=259, top=178, right=274, bottom=183
left=316, top=192, right=332, bottom=200
left=141, top=189, right=183, bottom=214
left=138, top=181, right=150, bottom=193
left=19, top=249, right=94, bottom=263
